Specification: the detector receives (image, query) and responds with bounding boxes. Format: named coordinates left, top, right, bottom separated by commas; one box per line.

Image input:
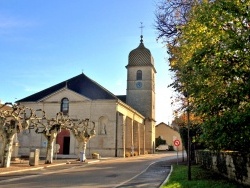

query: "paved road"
left=115, top=159, right=172, bottom=188
left=0, top=152, right=182, bottom=188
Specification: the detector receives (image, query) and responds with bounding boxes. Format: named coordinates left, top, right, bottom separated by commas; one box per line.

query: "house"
left=155, top=122, right=183, bottom=151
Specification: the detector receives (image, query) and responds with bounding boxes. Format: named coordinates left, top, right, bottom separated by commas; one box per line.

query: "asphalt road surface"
left=0, top=152, right=181, bottom=188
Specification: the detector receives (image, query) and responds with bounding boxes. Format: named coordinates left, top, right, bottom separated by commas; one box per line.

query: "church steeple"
left=126, top=35, right=155, bottom=68
left=126, top=30, right=157, bottom=154
left=126, top=33, right=156, bottom=119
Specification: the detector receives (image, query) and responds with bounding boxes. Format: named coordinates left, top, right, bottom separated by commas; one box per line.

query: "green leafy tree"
left=173, top=112, right=204, bottom=160
left=156, top=0, right=250, bottom=153
left=155, top=136, right=166, bottom=147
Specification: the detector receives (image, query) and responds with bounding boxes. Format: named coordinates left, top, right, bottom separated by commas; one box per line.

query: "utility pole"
left=187, top=95, right=191, bottom=180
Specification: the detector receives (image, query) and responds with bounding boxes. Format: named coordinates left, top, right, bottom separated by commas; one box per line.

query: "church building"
left=16, top=35, right=156, bottom=158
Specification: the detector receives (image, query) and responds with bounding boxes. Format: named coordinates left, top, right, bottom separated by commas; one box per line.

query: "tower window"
left=136, top=70, right=142, bottom=80
left=61, top=98, right=69, bottom=115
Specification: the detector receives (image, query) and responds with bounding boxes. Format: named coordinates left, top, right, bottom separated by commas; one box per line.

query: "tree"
left=155, top=0, right=200, bottom=45
left=33, top=111, right=72, bottom=164
left=155, top=136, right=166, bottom=147
left=0, top=103, right=34, bottom=168
left=33, top=111, right=96, bottom=163
left=0, top=103, right=97, bottom=167
left=173, top=112, right=203, bottom=159
left=69, top=119, right=96, bottom=161
left=162, top=0, right=250, bottom=152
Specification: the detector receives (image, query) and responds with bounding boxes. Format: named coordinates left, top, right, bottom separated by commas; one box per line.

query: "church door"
left=63, top=137, right=70, bottom=154
left=56, top=130, right=70, bottom=154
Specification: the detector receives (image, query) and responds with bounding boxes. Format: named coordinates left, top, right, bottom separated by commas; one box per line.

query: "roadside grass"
left=162, top=164, right=248, bottom=188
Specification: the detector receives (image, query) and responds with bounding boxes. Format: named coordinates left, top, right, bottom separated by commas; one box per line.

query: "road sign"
left=174, top=139, right=180, bottom=146
left=174, top=139, right=181, bottom=165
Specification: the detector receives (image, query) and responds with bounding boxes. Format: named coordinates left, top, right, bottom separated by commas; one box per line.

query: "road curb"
left=0, top=159, right=101, bottom=175
left=159, top=165, right=173, bottom=187
left=0, top=166, right=44, bottom=175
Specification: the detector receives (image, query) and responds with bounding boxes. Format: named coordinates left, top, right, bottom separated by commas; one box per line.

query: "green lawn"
left=162, top=164, right=248, bottom=188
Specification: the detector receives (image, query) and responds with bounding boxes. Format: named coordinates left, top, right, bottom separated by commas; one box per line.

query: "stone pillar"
left=125, top=117, right=133, bottom=156
left=140, top=123, right=145, bottom=155
left=121, top=114, right=126, bottom=157
left=145, top=119, right=155, bottom=154
left=133, top=122, right=140, bottom=156
left=116, top=113, right=126, bottom=157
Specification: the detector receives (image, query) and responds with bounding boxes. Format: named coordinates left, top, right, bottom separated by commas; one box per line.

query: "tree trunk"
left=0, top=135, right=6, bottom=165
left=44, top=131, right=57, bottom=164
left=1, top=133, right=15, bottom=168
left=76, top=137, right=83, bottom=160
left=75, top=136, right=88, bottom=161
left=76, top=137, right=87, bottom=162
left=0, top=132, right=3, bottom=164
left=81, top=140, right=87, bottom=162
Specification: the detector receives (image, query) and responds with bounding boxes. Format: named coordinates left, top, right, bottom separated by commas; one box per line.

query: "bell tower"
left=126, top=35, right=156, bottom=119
left=126, top=33, right=156, bottom=153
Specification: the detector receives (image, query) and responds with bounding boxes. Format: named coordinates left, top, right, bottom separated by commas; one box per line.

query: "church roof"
left=116, top=95, right=126, bottom=103
left=16, top=73, right=118, bottom=102
left=127, top=35, right=154, bottom=67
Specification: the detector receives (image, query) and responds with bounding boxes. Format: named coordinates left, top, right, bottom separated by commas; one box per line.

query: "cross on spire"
left=139, top=22, right=145, bottom=44
left=139, top=22, right=144, bottom=35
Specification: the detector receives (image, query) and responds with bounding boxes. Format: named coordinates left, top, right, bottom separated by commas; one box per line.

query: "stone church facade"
left=16, top=35, right=156, bottom=158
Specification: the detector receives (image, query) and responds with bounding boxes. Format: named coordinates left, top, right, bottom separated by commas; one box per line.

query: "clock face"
left=136, top=81, right=142, bottom=88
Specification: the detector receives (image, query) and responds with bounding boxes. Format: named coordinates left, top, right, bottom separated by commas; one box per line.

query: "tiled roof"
left=127, top=36, right=154, bottom=67
left=16, top=73, right=118, bottom=102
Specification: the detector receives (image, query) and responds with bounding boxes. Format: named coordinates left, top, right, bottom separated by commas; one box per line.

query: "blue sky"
left=0, top=0, right=174, bottom=124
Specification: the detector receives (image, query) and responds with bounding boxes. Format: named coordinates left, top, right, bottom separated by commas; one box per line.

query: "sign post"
left=174, top=139, right=180, bottom=165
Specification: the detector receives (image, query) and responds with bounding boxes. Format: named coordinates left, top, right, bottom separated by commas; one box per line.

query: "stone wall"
left=196, top=150, right=250, bottom=186
left=17, top=88, right=150, bottom=158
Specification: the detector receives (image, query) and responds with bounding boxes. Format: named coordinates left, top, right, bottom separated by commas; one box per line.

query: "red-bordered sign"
left=174, top=139, right=180, bottom=146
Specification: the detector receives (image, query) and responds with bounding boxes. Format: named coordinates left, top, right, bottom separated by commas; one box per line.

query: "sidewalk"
left=0, top=157, right=100, bottom=175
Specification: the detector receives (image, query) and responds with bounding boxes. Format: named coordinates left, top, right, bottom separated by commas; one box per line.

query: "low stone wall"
left=196, top=150, right=250, bottom=186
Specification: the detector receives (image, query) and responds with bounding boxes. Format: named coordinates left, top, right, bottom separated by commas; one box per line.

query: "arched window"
left=61, top=98, right=69, bottom=115
left=136, top=70, right=142, bottom=80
